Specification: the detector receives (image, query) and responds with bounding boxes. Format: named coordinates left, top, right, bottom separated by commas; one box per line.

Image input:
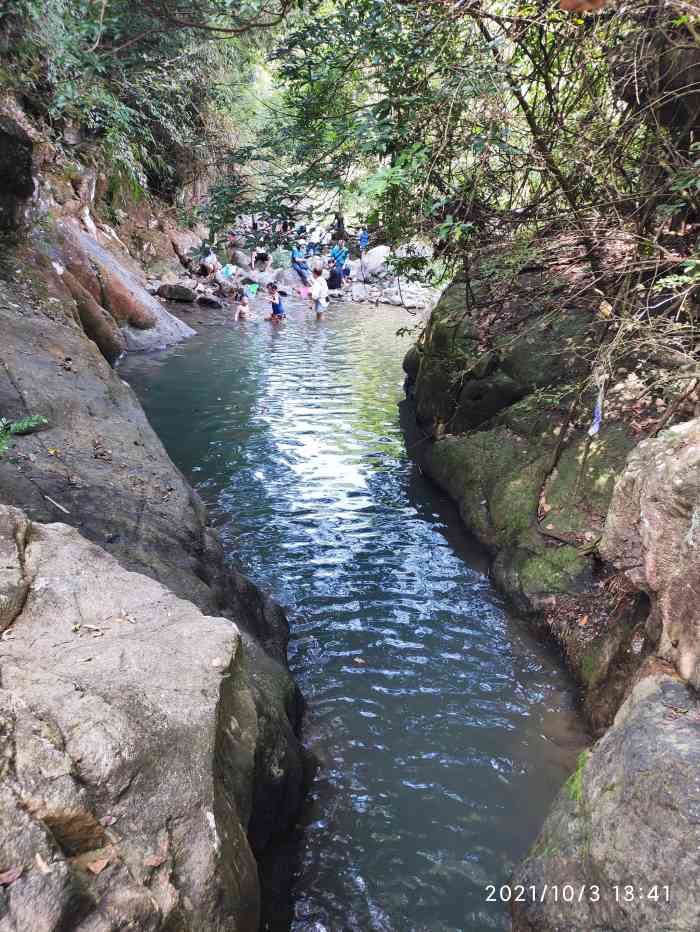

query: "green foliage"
left=0, top=415, right=48, bottom=457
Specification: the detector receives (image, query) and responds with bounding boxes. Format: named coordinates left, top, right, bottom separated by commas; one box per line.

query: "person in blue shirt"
left=330, top=239, right=349, bottom=272
left=358, top=228, right=369, bottom=253
left=265, top=284, right=286, bottom=322
left=290, top=241, right=311, bottom=286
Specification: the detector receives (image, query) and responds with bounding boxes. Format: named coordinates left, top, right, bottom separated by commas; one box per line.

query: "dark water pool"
left=121, top=297, right=586, bottom=932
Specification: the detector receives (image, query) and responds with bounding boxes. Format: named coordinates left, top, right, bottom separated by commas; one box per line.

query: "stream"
left=121, top=297, right=586, bottom=932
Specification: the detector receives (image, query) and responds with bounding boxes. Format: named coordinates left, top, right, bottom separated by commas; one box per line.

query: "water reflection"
left=122, top=297, right=587, bottom=932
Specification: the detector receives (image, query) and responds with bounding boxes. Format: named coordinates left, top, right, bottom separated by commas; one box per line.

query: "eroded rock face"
left=0, top=115, right=34, bottom=231
left=0, top=505, right=260, bottom=930
left=60, top=223, right=195, bottom=352
left=0, top=253, right=306, bottom=927
left=601, top=418, right=700, bottom=689
left=512, top=673, right=700, bottom=932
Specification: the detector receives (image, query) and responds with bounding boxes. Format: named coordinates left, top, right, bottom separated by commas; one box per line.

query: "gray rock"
left=513, top=674, right=700, bottom=932
left=197, top=294, right=223, bottom=308
left=157, top=282, right=197, bottom=302
left=0, top=504, right=261, bottom=930
left=0, top=249, right=306, bottom=929
left=601, top=418, right=700, bottom=689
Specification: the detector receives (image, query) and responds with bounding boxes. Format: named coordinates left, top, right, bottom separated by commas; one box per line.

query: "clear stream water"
left=121, top=297, right=586, bottom=932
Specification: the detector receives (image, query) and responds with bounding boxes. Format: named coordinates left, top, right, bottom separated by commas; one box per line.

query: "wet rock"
left=513, top=673, right=700, bottom=932
left=157, top=282, right=197, bottom=302
left=601, top=418, right=700, bottom=689
left=0, top=115, right=34, bottom=231
left=0, top=504, right=261, bottom=930
left=197, top=294, right=223, bottom=308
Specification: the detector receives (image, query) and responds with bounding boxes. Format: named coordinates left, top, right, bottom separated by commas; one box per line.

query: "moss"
left=580, top=644, right=603, bottom=686
left=518, top=544, right=587, bottom=595
left=565, top=751, right=590, bottom=803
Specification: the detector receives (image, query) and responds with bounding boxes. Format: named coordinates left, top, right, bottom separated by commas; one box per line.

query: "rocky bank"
left=0, top=101, right=306, bottom=929
left=403, top=241, right=700, bottom=930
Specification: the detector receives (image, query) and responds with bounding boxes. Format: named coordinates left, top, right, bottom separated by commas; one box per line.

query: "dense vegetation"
left=4, top=1, right=700, bottom=393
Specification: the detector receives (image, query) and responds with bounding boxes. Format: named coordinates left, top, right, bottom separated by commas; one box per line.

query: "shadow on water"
left=121, top=296, right=588, bottom=932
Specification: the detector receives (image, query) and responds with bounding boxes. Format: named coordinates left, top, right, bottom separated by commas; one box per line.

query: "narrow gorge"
left=1, top=2, right=700, bottom=931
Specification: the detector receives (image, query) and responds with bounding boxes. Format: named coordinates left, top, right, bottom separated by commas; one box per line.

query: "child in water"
left=310, top=267, right=329, bottom=319
left=233, top=288, right=252, bottom=321
left=265, top=283, right=286, bottom=322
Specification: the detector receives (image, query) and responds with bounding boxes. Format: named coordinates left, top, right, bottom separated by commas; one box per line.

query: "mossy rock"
left=543, top=423, right=636, bottom=538
left=497, top=307, right=595, bottom=391
left=452, top=370, right=527, bottom=432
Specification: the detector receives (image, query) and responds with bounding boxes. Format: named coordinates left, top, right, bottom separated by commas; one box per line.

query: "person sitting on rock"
left=291, top=241, right=311, bottom=286
left=250, top=241, right=273, bottom=273
left=265, top=283, right=286, bottom=322
left=199, top=244, right=222, bottom=277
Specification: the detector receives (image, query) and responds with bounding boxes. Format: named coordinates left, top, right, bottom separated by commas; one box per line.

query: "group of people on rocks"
left=204, top=217, right=371, bottom=324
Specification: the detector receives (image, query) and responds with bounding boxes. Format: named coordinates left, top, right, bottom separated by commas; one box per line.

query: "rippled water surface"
left=122, top=297, right=586, bottom=932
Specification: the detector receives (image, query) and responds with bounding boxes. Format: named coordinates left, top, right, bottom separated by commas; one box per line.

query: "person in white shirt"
left=310, top=267, right=329, bottom=319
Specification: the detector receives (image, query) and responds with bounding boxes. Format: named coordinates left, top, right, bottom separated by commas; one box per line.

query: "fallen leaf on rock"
left=144, top=854, right=166, bottom=868
left=579, top=614, right=589, bottom=626
left=99, top=815, right=117, bottom=827
left=87, top=858, right=110, bottom=875
left=0, top=866, right=23, bottom=885
left=47, top=448, right=60, bottom=456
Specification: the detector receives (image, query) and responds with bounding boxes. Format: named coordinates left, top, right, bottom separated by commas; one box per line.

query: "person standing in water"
left=310, top=267, right=329, bottom=319
left=265, top=283, right=286, bottom=322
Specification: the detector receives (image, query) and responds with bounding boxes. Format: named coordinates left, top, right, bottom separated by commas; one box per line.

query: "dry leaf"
left=87, top=858, right=110, bottom=875
left=99, top=815, right=117, bottom=827
left=0, top=866, right=23, bottom=885
left=579, top=614, right=589, bottom=627
left=144, top=854, right=166, bottom=868
left=546, top=523, right=555, bottom=530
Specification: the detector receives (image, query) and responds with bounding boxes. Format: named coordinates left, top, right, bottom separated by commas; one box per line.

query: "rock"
left=197, top=294, right=223, bottom=308
left=601, top=418, right=700, bottom=689
left=60, top=223, right=195, bottom=351
left=349, top=244, right=391, bottom=281
left=0, top=115, right=35, bottom=231
left=62, top=268, right=127, bottom=364
left=0, top=236, right=306, bottom=927
left=403, top=271, right=643, bottom=727
left=513, top=673, right=700, bottom=932
left=157, top=283, right=197, bottom=302
left=275, top=268, right=303, bottom=290
left=0, top=504, right=262, bottom=930
left=351, top=282, right=373, bottom=303
left=170, top=229, right=201, bottom=268
left=0, top=506, right=29, bottom=632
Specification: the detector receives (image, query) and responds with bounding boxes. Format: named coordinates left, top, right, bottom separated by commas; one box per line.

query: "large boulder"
left=60, top=223, right=195, bottom=351
left=601, top=418, right=700, bottom=689
left=0, top=505, right=261, bottom=930
left=157, top=282, right=197, bottom=302
left=62, top=269, right=127, bottom=364
left=349, top=244, right=391, bottom=281
left=513, top=673, right=700, bottom=932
